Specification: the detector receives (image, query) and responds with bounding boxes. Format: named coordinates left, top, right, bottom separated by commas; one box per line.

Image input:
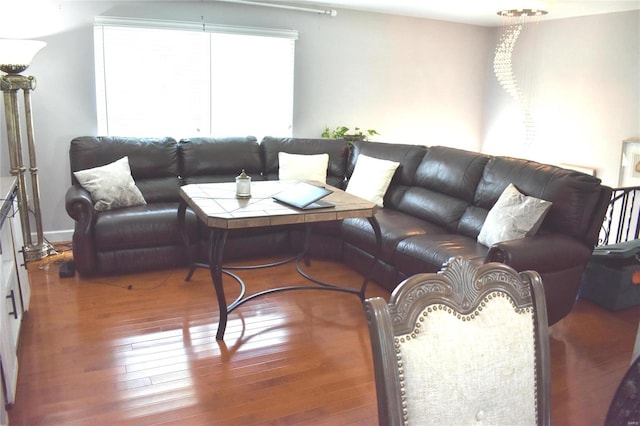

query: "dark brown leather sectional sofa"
left=65, top=135, right=612, bottom=325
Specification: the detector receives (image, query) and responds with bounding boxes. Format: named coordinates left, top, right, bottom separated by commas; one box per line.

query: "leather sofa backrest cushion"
left=69, top=136, right=180, bottom=203
left=386, top=146, right=489, bottom=231
left=414, top=146, right=490, bottom=202
left=472, top=156, right=605, bottom=242
left=349, top=140, right=427, bottom=211
left=261, top=137, right=349, bottom=188
left=179, top=137, right=263, bottom=184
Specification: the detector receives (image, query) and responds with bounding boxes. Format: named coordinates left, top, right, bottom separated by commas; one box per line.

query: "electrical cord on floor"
left=40, top=241, right=172, bottom=290
left=51, top=242, right=72, bottom=262
left=82, top=276, right=170, bottom=291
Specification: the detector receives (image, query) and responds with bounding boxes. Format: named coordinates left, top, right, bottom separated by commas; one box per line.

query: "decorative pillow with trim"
left=477, top=183, right=552, bottom=247
left=278, top=152, right=329, bottom=184
left=346, top=154, right=400, bottom=207
left=74, top=156, right=146, bottom=211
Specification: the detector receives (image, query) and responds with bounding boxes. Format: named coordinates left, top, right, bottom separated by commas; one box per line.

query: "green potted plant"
left=322, top=125, right=379, bottom=142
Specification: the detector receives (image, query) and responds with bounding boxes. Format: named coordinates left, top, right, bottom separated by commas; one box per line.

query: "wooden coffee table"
left=178, top=180, right=380, bottom=340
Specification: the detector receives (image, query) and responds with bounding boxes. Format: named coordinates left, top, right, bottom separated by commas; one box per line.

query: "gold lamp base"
left=1, top=39, right=49, bottom=261
left=23, top=242, right=56, bottom=262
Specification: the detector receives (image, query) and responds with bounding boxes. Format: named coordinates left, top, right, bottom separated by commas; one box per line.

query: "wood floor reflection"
left=8, top=248, right=640, bottom=425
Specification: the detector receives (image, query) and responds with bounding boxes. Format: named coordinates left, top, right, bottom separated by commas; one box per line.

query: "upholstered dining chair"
left=364, top=257, right=551, bottom=426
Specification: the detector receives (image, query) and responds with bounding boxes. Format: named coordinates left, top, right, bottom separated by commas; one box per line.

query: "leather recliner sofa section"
left=65, top=136, right=612, bottom=325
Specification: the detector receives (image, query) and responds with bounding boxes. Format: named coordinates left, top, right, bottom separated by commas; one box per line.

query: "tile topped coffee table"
left=178, top=180, right=380, bottom=340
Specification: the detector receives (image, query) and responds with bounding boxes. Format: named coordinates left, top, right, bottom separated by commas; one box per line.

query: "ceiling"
left=284, top=0, right=640, bottom=26
left=66, top=0, right=640, bottom=27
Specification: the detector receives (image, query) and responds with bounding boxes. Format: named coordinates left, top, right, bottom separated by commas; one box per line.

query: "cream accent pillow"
left=278, top=152, right=329, bottom=184
left=477, top=183, right=552, bottom=247
left=74, top=156, right=146, bottom=211
left=346, top=154, right=399, bottom=207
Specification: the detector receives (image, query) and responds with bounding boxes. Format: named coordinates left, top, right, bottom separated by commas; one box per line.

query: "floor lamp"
left=0, top=39, right=53, bottom=261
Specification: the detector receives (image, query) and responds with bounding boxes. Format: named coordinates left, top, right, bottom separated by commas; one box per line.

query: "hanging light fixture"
left=494, top=8, right=547, bottom=148
left=0, top=38, right=54, bottom=261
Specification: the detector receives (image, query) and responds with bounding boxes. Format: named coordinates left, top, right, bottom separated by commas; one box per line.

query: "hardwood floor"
left=7, top=247, right=640, bottom=425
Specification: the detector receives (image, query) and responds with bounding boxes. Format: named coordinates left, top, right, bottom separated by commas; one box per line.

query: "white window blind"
left=94, top=17, right=297, bottom=139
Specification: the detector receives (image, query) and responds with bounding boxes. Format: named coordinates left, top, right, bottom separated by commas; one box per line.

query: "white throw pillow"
left=74, top=156, right=146, bottom=211
left=278, top=152, right=329, bottom=184
left=346, top=154, right=400, bottom=207
left=477, top=183, right=552, bottom=247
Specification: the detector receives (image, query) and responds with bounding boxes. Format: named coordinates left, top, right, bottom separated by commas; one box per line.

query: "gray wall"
left=0, top=2, right=637, bottom=242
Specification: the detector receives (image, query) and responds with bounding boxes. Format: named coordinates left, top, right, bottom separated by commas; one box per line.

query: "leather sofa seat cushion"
left=393, top=234, right=488, bottom=276
left=180, top=136, right=264, bottom=185
left=341, top=208, right=447, bottom=262
left=95, top=203, right=196, bottom=251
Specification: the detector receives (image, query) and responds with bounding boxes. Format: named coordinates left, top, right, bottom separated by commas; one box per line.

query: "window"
left=94, top=17, right=297, bottom=139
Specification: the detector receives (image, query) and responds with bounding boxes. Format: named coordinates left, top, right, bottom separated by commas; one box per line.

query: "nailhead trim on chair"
left=393, top=292, right=537, bottom=425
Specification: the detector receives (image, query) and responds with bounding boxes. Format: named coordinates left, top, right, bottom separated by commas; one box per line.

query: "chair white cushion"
left=278, top=152, right=329, bottom=184
left=399, top=297, right=537, bottom=425
left=346, top=154, right=399, bottom=207
left=478, top=183, right=552, bottom=247
left=74, top=156, right=146, bottom=211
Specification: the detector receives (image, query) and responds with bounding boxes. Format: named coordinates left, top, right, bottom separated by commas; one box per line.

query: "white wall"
left=483, top=11, right=640, bottom=187
left=295, top=11, right=491, bottom=147
left=0, top=3, right=637, bottom=241
left=1, top=1, right=493, bottom=241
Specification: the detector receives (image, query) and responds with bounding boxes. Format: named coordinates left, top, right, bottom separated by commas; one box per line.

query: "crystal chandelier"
left=494, top=9, right=547, bottom=148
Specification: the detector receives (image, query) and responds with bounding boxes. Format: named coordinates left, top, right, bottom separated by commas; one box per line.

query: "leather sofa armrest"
left=65, top=185, right=94, bottom=221
left=485, top=234, right=592, bottom=272
left=65, top=185, right=98, bottom=275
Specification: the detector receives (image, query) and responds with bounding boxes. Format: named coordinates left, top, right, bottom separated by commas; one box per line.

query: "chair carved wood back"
left=364, top=257, right=551, bottom=426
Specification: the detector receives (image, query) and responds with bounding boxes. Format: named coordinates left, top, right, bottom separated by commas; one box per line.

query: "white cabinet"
left=0, top=177, right=30, bottom=407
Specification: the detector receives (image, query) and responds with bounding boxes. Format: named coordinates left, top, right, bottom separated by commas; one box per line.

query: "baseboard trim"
left=42, top=229, right=73, bottom=244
